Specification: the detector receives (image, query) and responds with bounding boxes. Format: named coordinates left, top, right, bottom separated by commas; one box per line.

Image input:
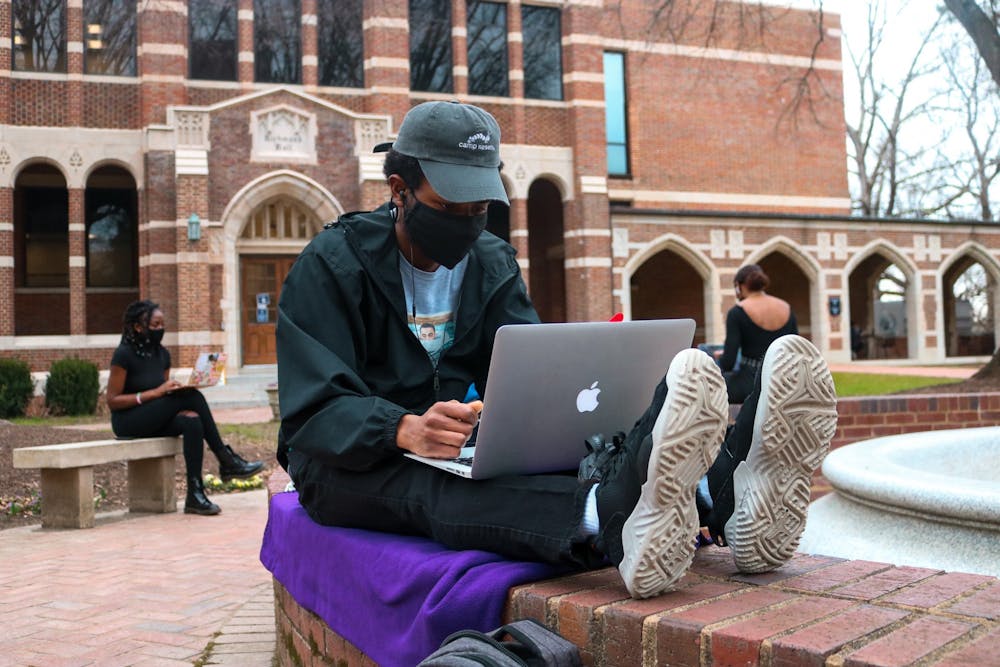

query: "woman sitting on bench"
left=106, top=300, right=263, bottom=515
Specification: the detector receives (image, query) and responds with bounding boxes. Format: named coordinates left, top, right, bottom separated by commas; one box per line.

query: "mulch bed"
left=0, top=420, right=278, bottom=530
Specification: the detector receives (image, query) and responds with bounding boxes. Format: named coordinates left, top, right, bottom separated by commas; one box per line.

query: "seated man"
left=276, top=101, right=838, bottom=599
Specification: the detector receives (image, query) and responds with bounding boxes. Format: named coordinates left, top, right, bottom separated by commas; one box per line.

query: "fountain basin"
left=799, top=426, right=1000, bottom=577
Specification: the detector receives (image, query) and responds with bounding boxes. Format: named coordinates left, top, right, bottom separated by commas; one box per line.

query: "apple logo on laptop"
left=576, top=381, right=601, bottom=413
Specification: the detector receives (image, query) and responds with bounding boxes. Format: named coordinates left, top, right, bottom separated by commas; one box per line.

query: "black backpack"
left=417, top=619, right=583, bottom=667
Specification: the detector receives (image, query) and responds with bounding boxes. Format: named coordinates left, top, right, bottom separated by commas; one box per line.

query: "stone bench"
left=12, top=437, right=182, bottom=528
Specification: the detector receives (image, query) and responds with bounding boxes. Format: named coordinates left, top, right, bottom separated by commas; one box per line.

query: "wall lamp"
left=187, top=213, right=201, bottom=241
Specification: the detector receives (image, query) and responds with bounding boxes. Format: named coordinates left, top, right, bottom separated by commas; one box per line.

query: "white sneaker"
left=724, top=335, right=838, bottom=573
left=618, top=349, right=728, bottom=598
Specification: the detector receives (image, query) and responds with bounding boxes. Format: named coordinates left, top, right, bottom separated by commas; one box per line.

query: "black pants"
left=111, top=389, right=224, bottom=478
left=290, top=376, right=759, bottom=568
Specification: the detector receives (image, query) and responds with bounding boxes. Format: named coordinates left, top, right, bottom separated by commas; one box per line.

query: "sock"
left=578, top=484, right=600, bottom=537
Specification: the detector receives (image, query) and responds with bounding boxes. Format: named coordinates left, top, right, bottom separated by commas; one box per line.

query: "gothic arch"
left=220, top=170, right=343, bottom=368
left=938, top=241, right=1000, bottom=358
left=622, top=234, right=719, bottom=342
left=845, top=240, right=920, bottom=359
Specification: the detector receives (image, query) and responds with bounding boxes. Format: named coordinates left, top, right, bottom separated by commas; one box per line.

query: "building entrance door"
left=240, top=256, right=296, bottom=365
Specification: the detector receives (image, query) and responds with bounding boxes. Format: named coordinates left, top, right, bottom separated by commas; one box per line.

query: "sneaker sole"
left=725, top=335, right=838, bottom=574
left=618, top=349, right=728, bottom=598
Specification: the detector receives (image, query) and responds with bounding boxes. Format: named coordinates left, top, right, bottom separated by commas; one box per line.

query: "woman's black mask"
left=402, top=195, right=487, bottom=269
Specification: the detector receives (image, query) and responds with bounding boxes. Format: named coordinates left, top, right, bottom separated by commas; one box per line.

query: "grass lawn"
left=832, top=372, right=962, bottom=397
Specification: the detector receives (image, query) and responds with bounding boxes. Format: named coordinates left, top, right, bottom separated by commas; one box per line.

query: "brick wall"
left=831, top=392, right=1000, bottom=450
left=267, top=472, right=1000, bottom=667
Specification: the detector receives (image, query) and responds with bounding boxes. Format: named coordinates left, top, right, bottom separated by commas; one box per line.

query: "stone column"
left=68, top=188, right=87, bottom=335
left=0, top=186, right=13, bottom=336
left=238, top=0, right=255, bottom=88
left=301, top=0, right=318, bottom=88
left=560, top=3, right=612, bottom=322
left=363, top=0, right=410, bottom=120
left=137, top=0, right=188, bottom=125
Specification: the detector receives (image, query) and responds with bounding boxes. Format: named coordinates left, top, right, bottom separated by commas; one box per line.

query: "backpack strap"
left=492, top=620, right=582, bottom=667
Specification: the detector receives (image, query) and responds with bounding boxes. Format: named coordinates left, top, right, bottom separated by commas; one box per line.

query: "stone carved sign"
left=251, top=106, right=318, bottom=164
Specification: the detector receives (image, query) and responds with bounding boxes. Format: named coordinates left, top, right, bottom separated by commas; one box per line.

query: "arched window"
left=85, top=166, right=137, bottom=288
left=15, top=163, right=68, bottom=288
left=14, top=163, right=70, bottom=335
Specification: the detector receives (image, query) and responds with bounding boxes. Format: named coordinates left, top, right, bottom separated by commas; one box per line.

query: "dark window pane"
left=466, top=1, right=507, bottom=97
left=86, top=190, right=137, bottom=288
left=190, top=0, right=238, bottom=81
left=84, top=0, right=137, bottom=76
left=522, top=5, right=561, bottom=100
left=317, top=0, right=363, bottom=87
left=12, top=0, right=66, bottom=72
left=18, top=189, right=69, bottom=288
left=604, top=51, right=629, bottom=176
left=409, top=0, right=452, bottom=92
left=254, top=0, right=301, bottom=83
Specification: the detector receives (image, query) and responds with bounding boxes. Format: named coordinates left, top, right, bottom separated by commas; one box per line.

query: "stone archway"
left=221, top=171, right=341, bottom=368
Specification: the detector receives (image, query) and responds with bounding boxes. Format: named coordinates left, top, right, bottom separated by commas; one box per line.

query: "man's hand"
left=397, top=400, right=483, bottom=459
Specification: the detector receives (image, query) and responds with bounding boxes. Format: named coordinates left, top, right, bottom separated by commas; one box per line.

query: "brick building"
left=1, top=0, right=996, bottom=376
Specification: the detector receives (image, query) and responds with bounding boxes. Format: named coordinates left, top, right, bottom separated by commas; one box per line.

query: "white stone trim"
left=359, top=154, right=385, bottom=182
left=0, top=334, right=120, bottom=351
left=140, top=254, right=178, bottom=266
left=69, top=256, right=86, bottom=267
left=564, top=72, right=605, bottom=84
left=302, top=55, right=318, bottom=67
left=0, top=223, right=13, bottom=232
left=175, top=148, right=209, bottom=175
left=69, top=223, right=85, bottom=232
left=509, top=32, right=523, bottom=44
left=564, top=228, right=611, bottom=238
left=176, top=331, right=215, bottom=346
left=238, top=9, right=253, bottom=20
left=565, top=257, right=613, bottom=269
left=365, top=57, right=409, bottom=70
left=67, top=42, right=84, bottom=54
left=566, top=34, right=842, bottom=71
left=143, top=0, right=186, bottom=14
left=142, top=220, right=181, bottom=230
left=453, top=26, right=467, bottom=38
left=302, top=14, right=317, bottom=25
left=141, top=74, right=185, bottom=83
left=176, top=252, right=212, bottom=263
left=140, top=43, right=187, bottom=57
left=363, top=17, right=408, bottom=30
left=454, top=66, right=468, bottom=77
left=606, top=188, right=851, bottom=210
left=239, top=52, right=255, bottom=62
left=0, top=257, right=13, bottom=268
left=580, top=176, right=607, bottom=195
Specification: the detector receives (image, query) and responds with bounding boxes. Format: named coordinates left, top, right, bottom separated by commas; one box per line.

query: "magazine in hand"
left=188, top=352, right=227, bottom=387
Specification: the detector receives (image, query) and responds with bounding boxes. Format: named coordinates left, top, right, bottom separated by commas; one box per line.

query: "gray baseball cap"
left=375, top=101, right=509, bottom=205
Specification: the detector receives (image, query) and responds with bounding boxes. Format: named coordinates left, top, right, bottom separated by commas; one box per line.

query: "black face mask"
left=403, top=196, right=487, bottom=269
left=147, top=328, right=165, bottom=346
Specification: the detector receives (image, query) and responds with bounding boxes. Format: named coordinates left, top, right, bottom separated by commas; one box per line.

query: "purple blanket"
left=260, top=491, right=563, bottom=666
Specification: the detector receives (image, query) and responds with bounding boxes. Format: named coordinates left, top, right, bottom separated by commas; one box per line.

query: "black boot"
left=215, top=444, right=264, bottom=482
left=185, top=476, right=221, bottom=515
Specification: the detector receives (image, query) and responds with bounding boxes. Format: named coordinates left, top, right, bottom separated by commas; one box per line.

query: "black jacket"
left=276, top=205, right=539, bottom=471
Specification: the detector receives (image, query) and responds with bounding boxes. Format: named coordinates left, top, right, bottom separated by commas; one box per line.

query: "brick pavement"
left=0, top=489, right=274, bottom=667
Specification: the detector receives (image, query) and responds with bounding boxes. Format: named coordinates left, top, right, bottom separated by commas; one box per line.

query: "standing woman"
left=718, top=265, right=798, bottom=404
left=106, top=300, right=263, bottom=515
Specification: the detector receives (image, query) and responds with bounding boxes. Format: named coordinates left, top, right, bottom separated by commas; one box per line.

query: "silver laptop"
left=404, top=319, right=696, bottom=479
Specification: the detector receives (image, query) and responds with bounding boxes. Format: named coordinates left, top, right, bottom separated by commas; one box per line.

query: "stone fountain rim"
left=822, top=426, right=1000, bottom=526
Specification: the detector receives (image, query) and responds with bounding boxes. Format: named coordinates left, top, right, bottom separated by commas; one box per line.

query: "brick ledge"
left=267, top=470, right=999, bottom=666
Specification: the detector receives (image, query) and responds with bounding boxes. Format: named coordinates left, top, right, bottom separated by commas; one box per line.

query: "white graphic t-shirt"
left=400, top=253, right=468, bottom=365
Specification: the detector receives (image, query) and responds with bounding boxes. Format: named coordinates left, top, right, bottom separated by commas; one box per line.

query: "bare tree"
left=943, top=0, right=1000, bottom=88
left=845, top=3, right=946, bottom=217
